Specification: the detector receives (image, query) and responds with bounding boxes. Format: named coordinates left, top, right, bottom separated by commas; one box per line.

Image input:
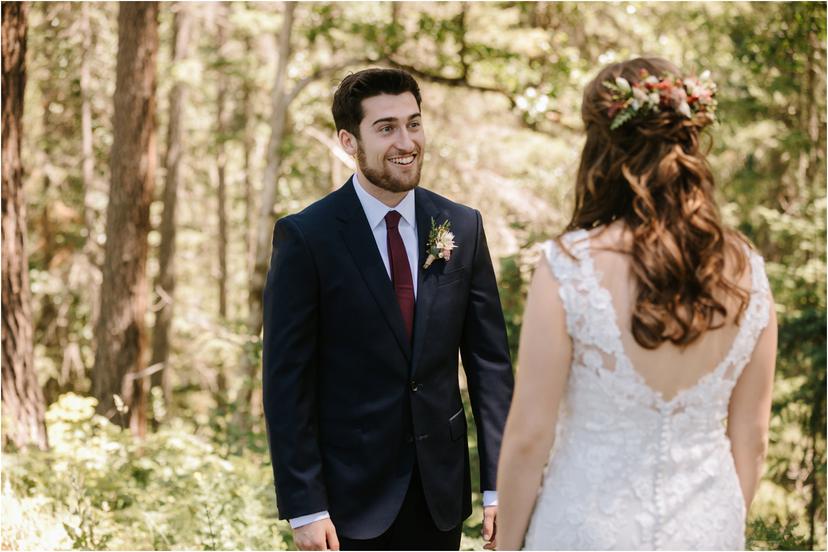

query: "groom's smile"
left=351, top=92, right=425, bottom=195
left=387, top=153, right=416, bottom=166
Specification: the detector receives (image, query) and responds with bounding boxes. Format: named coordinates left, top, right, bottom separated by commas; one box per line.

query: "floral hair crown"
left=603, top=69, right=717, bottom=130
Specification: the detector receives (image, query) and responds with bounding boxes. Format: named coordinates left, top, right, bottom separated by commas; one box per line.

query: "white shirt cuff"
left=289, top=510, right=331, bottom=529
left=482, top=490, right=498, bottom=507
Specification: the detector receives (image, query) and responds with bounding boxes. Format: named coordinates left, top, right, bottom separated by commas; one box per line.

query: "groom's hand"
left=482, top=505, right=497, bottom=550
left=293, top=518, right=340, bottom=551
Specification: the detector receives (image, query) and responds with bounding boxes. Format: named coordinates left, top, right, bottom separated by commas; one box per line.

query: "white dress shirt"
left=352, top=173, right=419, bottom=297
left=288, top=174, right=496, bottom=529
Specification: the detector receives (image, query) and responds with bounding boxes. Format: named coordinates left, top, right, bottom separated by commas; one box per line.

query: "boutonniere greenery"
left=423, top=218, right=457, bottom=269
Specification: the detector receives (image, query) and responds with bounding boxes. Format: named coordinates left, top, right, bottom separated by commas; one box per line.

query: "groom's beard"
left=357, top=144, right=422, bottom=193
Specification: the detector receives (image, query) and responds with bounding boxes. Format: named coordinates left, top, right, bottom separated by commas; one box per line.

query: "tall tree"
left=150, top=2, right=191, bottom=410
left=216, top=13, right=229, bottom=320
left=241, top=35, right=257, bottom=281
left=1, top=1, right=49, bottom=451
left=80, top=1, right=95, bottom=247
left=92, top=2, right=159, bottom=437
left=237, top=1, right=296, bottom=419
left=78, top=1, right=104, bottom=369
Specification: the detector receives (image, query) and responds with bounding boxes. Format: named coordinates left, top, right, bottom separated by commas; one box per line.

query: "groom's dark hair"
left=332, top=68, right=422, bottom=138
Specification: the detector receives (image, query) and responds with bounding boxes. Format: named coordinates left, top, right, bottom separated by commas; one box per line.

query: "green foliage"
left=61, top=472, right=112, bottom=550
left=3, top=394, right=288, bottom=550
left=747, top=517, right=811, bottom=550
left=497, top=225, right=550, bottom=364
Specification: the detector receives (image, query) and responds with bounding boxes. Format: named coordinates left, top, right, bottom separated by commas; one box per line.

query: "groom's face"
left=352, top=92, right=425, bottom=193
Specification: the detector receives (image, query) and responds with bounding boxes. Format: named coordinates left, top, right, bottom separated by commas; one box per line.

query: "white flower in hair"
left=615, top=77, right=631, bottom=93
left=632, top=86, right=649, bottom=109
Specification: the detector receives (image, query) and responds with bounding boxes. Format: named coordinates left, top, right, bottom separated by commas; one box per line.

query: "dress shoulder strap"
left=720, top=247, right=773, bottom=382
left=541, top=230, right=623, bottom=358
left=541, top=231, right=589, bottom=337
left=541, top=230, right=589, bottom=283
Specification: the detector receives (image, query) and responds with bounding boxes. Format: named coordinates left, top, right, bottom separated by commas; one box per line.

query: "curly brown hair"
left=567, top=57, right=750, bottom=349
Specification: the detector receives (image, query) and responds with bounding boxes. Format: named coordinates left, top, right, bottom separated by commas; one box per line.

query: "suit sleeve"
left=262, top=216, right=328, bottom=519
left=460, top=210, right=515, bottom=492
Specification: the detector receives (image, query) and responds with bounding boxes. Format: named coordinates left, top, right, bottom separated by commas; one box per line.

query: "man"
left=263, top=68, right=514, bottom=550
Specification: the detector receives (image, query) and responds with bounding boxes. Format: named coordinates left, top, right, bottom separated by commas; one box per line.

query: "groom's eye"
left=379, top=125, right=393, bottom=134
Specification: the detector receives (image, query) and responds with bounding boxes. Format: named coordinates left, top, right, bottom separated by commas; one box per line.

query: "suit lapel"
left=411, top=189, right=443, bottom=376
left=337, top=178, right=412, bottom=361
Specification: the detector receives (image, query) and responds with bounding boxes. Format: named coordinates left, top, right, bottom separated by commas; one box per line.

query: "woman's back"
left=521, top=226, right=772, bottom=550
left=586, top=222, right=750, bottom=402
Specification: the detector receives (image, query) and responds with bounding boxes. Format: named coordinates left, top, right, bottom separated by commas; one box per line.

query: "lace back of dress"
left=528, top=231, right=767, bottom=551
left=542, top=231, right=772, bottom=415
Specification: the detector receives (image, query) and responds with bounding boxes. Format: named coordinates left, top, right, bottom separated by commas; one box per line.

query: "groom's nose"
left=395, top=128, right=416, bottom=152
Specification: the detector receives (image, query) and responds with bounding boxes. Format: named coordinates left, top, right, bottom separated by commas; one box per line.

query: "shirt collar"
left=352, top=173, right=416, bottom=230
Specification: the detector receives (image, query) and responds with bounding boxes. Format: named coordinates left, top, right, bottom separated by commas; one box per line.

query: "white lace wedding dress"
left=523, top=230, right=771, bottom=550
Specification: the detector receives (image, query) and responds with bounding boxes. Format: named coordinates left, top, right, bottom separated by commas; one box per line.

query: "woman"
left=496, top=57, right=777, bottom=550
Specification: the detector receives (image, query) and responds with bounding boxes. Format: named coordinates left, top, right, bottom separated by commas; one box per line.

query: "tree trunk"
left=150, top=2, right=191, bottom=411
left=77, top=1, right=104, bottom=376
left=39, top=172, right=55, bottom=265
left=1, top=1, right=49, bottom=451
left=80, top=1, right=95, bottom=245
left=92, top=2, right=159, bottom=438
left=237, top=1, right=295, bottom=419
left=805, top=27, right=825, bottom=191
left=242, top=36, right=256, bottom=285
left=216, top=15, right=229, bottom=320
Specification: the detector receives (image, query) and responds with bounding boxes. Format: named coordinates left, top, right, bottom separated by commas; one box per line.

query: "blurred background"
left=1, top=1, right=825, bottom=549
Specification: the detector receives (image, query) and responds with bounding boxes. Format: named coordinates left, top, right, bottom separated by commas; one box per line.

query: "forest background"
left=1, top=2, right=825, bottom=550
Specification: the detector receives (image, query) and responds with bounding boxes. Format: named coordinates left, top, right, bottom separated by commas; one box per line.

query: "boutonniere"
left=423, top=218, right=457, bottom=269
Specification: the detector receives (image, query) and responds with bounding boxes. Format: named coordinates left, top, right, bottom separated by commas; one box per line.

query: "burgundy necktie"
left=385, top=210, right=415, bottom=341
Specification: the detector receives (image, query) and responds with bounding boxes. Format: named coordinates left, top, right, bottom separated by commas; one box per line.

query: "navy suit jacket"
left=262, top=177, right=514, bottom=539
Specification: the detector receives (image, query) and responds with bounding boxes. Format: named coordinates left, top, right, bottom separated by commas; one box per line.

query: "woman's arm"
left=726, top=292, right=778, bottom=510
left=497, top=254, right=572, bottom=550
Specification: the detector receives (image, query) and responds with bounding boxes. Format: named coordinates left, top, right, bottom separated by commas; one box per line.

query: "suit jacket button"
left=406, top=434, right=414, bottom=443
left=410, top=380, right=419, bottom=392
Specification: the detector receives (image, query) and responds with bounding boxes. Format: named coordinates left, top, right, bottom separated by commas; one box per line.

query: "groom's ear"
left=338, top=129, right=358, bottom=156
